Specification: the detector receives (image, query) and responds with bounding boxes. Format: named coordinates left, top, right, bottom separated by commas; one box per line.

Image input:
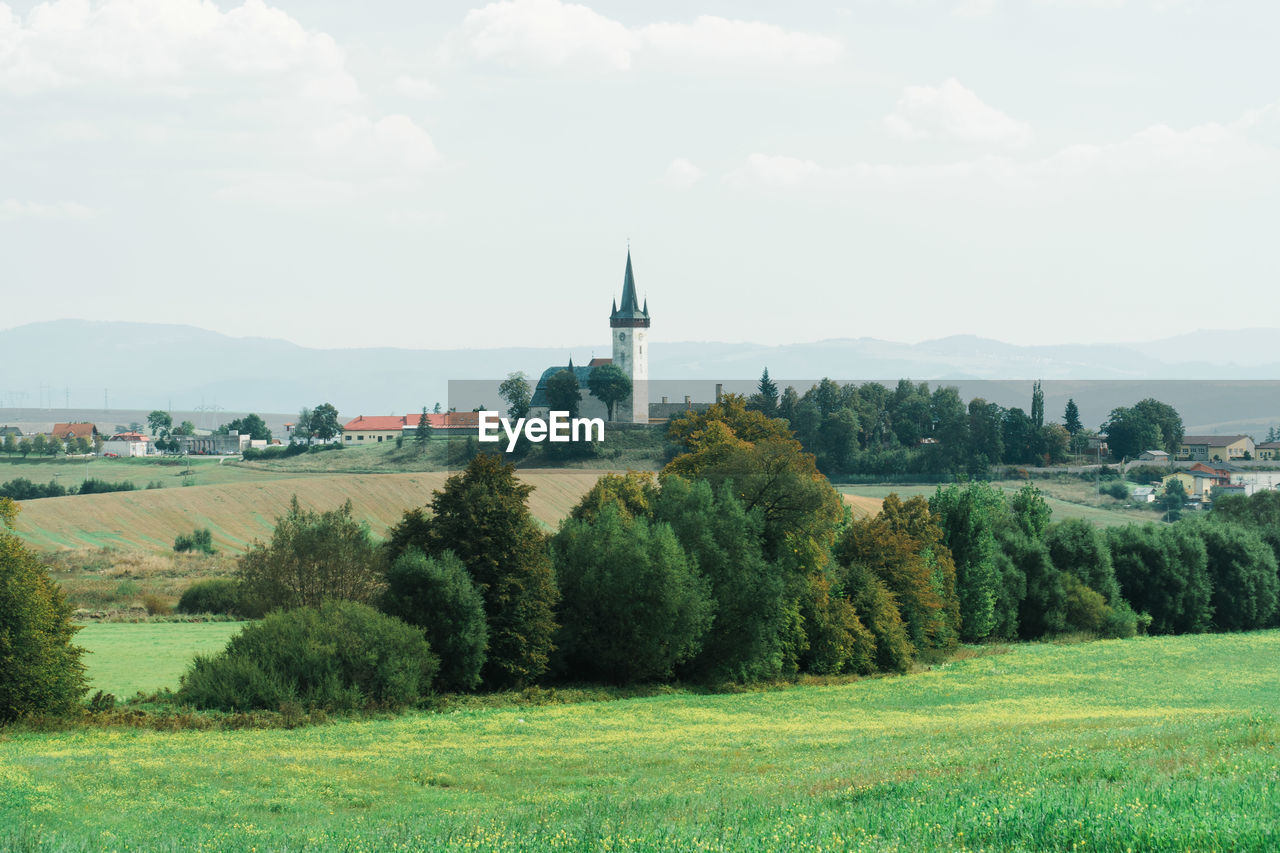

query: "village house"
left=1256, top=441, right=1280, bottom=461
left=100, top=431, right=149, bottom=457
left=1177, top=434, right=1255, bottom=462
left=342, top=412, right=479, bottom=444
left=52, top=422, right=100, bottom=444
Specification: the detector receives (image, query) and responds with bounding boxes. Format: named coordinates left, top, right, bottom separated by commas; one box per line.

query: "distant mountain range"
left=2, top=320, right=1279, bottom=436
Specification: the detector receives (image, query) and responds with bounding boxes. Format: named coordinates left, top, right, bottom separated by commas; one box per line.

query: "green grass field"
left=74, top=622, right=243, bottom=698
left=3, top=630, right=1276, bottom=851
left=0, top=455, right=299, bottom=490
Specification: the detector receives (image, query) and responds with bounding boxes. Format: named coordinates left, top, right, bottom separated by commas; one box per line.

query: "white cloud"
left=884, top=78, right=1032, bottom=148
left=455, top=0, right=843, bottom=73
left=0, top=0, right=440, bottom=203
left=660, top=158, right=705, bottom=190
left=393, top=74, right=438, bottom=99
left=0, top=199, right=96, bottom=219
left=728, top=101, right=1280, bottom=199
left=0, top=0, right=356, bottom=98
left=638, top=16, right=843, bottom=68
left=459, top=0, right=635, bottom=71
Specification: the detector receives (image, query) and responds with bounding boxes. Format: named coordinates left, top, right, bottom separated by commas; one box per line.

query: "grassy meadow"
left=75, top=622, right=244, bottom=698
left=2, top=630, right=1277, bottom=851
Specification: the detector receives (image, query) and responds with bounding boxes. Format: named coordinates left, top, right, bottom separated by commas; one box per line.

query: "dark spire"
left=610, top=248, right=651, bottom=328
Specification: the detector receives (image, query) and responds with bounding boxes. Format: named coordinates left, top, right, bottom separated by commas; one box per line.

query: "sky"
left=2, top=0, right=1278, bottom=352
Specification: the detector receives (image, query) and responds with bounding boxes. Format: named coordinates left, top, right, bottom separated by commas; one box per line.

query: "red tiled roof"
left=343, top=415, right=411, bottom=431
left=53, top=422, right=97, bottom=439
left=588, top=357, right=612, bottom=367
left=110, top=432, right=148, bottom=441
left=343, top=413, right=480, bottom=432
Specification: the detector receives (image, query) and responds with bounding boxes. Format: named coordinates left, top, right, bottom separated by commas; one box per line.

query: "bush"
left=142, top=593, right=172, bottom=616
left=176, top=578, right=241, bottom=615
left=1191, top=520, right=1280, bottom=631
left=0, top=501, right=88, bottom=722
left=76, top=478, right=137, bottom=495
left=236, top=498, right=383, bottom=617
left=1102, top=481, right=1130, bottom=500
left=174, top=528, right=216, bottom=555
left=179, top=601, right=438, bottom=712
left=381, top=550, right=488, bottom=692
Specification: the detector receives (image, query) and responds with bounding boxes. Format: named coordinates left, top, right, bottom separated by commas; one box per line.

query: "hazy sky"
left=3, top=0, right=1277, bottom=351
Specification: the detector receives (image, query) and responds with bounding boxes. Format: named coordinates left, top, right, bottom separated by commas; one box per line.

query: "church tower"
left=610, top=250, right=650, bottom=424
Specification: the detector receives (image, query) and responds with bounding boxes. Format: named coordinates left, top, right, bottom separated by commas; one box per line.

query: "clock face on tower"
left=618, top=332, right=626, bottom=342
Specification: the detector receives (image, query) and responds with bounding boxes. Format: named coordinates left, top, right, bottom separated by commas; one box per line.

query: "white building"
left=101, top=432, right=149, bottom=457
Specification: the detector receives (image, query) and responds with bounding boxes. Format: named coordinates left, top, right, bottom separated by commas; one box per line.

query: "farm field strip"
left=2, top=631, right=1277, bottom=851
left=838, top=483, right=1156, bottom=527
left=12, top=469, right=607, bottom=553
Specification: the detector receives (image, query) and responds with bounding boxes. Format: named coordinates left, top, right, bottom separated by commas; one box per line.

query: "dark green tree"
left=382, top=550, right=488, bottom=692
left=748, top=367, right=780, bottom=414
left=1, top=500, right=87, bottom=722
left=1108, top=523, right=1211, bottom=634
left=416, top=407, right=431, bottom=450
left=655, top=477, right=786, bottom=683
left=223, top=414, right=271, bottom=442
left=1191, top=520, right=1279, bottom=631
left=498, top=372, right=532, bottom=421
left=411, top=454, right=559, bottom=688
left=310, top=403, right=342, bottom=442
left=147, top=410, right=172, bottom=437
left=545, top=368, right=582, bottom=419
left=552, top=503, right=711, bottom=684
left=1044, top=519, right=1121, bottom=604
left=1031, top=380, right=1044, bottom=429
left=1063, top=399, right=1083, bottom=436
left=586, top=363, right=632, bottom=422
left=1162, top=478, right=1187, bottom=522
left=930, top=481, right=1005, bottom=641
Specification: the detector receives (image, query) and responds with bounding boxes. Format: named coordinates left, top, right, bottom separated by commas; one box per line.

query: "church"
left=528, top=251, right=650, bottom=424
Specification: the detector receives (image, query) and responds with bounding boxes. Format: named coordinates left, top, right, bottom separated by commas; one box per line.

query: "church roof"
left=530, top=363, right=595, bottom=408
left=610, top=250, right=649, bottom=323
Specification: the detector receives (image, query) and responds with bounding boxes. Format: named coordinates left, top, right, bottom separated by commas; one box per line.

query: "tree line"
left=4, top=396, right=1273, bottom=722
left=741, top=371, right=1185, bottom=477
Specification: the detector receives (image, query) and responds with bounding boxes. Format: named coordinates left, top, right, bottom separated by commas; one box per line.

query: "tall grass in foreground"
left=1, top=631, right=1278, bottom=851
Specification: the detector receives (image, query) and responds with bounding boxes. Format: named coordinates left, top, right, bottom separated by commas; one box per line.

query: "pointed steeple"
left=610, top=248, right=651, bottom=328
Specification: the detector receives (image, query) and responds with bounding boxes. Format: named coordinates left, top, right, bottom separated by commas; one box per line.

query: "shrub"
left=381, top=550, right=488, bottom=692
left=236, top=498, right=383, bottom=617
left=552, top=504, right=712, bottom=684
left=142, top=593, right=172, bottom=616
left=1061, top=574, right=1107, bottom=634
left=0, top=502, right=88, bottom=723
left=177, top=578, right=241, bottom=615
left=174, top=528, right=216, bottom=555
left=1102, top=481, right=1130, bottom=500
left=179, top=601, right=438, bottom=712
left=76, top=478, right=137, bottom=496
